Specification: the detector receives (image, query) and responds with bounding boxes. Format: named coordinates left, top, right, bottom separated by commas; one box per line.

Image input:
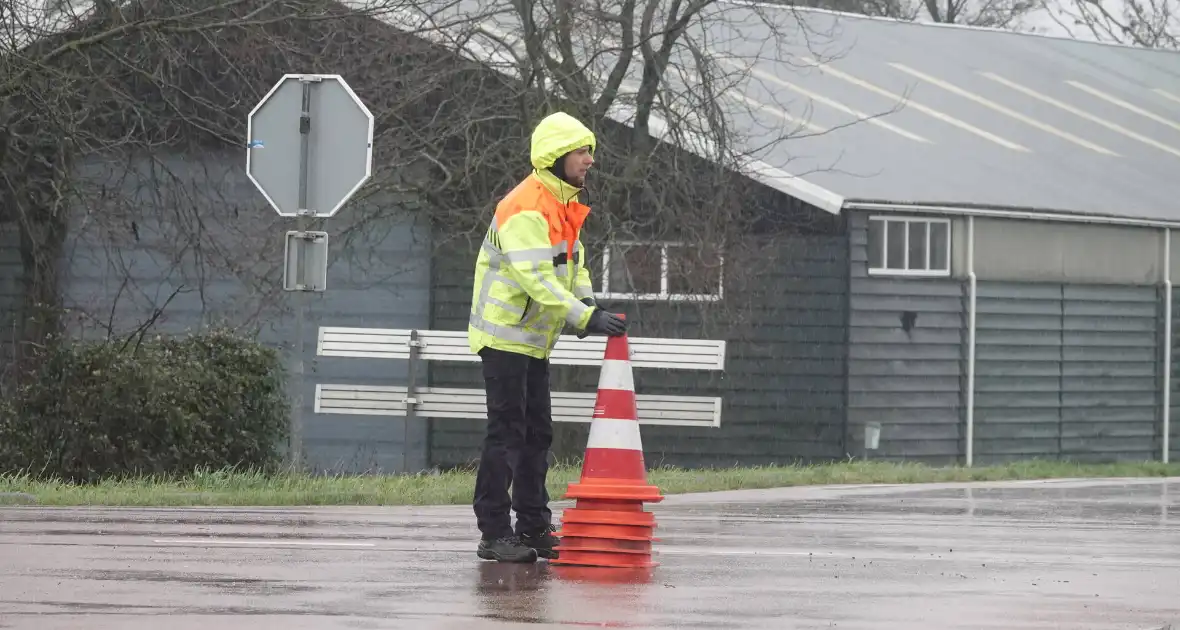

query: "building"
left=421, top=3, right=1180, bottom=470
left=3, top=2, right=1179, bottom=473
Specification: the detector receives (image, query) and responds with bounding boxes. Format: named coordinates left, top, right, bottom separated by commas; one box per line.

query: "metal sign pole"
left=246, top=72, right=374, bottom=473
left=289, top=77, right=320, bottom=469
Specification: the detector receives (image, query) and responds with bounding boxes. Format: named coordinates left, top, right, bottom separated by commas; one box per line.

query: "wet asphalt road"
left=1, top=477, right=1177, bottom=630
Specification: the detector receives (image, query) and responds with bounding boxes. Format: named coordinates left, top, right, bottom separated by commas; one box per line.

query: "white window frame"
left=867, top=215, right=952, bottom=278
left=596, top=240, right=724, bottom=302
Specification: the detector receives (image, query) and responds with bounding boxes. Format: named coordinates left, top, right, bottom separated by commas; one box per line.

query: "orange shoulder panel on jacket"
left=494, top=178, right=563, bottom=246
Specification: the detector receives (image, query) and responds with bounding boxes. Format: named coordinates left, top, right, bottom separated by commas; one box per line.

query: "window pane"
left=908, top=221, right=927, bottom=270
left=607, top=244, right=662, bottom=294
left=885, top=220, right=906, bottom=269
left=666, top=245, right=722, bottom=295
left=867, top=219, right=885, bottom=269
left=930, top=222, right=950, bottom=271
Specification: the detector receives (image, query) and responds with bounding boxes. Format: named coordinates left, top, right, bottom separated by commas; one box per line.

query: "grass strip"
left=1, top=459, right=1177, bottom=507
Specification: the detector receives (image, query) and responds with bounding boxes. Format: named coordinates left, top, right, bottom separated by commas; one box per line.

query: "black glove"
left=577, top=298, right=596, bottom=339
left=583, top=308, right=627, bottom=337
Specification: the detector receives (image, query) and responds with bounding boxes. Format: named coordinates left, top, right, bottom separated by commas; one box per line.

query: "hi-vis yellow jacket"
left=467, top=112, right=598, bottom=359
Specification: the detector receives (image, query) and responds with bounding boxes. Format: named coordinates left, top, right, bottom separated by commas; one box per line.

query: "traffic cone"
left=552, top=315, right=663, bottom=569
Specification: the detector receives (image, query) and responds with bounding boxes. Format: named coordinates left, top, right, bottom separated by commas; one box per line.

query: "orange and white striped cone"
left=552, top=314, right=663, bottom=569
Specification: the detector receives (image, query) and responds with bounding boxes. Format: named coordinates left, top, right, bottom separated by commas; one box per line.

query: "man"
left=467, top=111, right=628, bottom=563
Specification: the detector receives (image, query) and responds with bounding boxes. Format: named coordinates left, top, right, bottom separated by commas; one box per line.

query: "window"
left=596, top=241, right=724, bottom=301
left=867, top=216, right=951, bottom=276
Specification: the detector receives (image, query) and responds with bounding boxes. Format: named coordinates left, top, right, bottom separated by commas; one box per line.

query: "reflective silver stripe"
left=574, top=284, right=594, bottom=299
left=496, top=274, right=523, bottom=292
left=535, top=273, right=567, bottom=300
left=532, top=313, right=554, bottom=338
left=483, top=238, right=552, bottom=268
left=475, top=251, right=555, bottom=330
left=487, top=296, right=523, bottom=316
left=561, top=292, right=590, bottom=326
left=482, top=241, right=540, bottom=292
left=481, top=239, right=499, bottom=258
left=469, top=312, right=549, bottom=347
left=504, top=247, right=555, bottom=264
left=472, top=272, right=496, bottom=322
left=484, top=256, right=524, bottom=292
left=554, top=264, right=569, bottom=278
left=475, top=246, right=525, bottom=316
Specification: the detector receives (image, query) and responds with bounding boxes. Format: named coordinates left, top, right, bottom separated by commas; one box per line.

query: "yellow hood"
left=530, top=112, right=596, bottom=170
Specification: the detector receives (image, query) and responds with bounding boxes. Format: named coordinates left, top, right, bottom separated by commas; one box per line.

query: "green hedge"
left=0, top=329, right=289, bottom=484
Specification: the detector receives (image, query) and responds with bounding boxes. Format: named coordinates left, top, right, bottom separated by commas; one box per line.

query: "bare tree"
left=771, top=0, right=1176, bottom=45
left=764, top=0, right=1038, bottom=28
left=0, top=0, right=497, bottom=371
left=405, top=0, right=877, bottom=339
left=923, top=0, right=1038, bottom=26
left=1040, top=0, right=1178, bottom=48
left=0, top=0, right=883, bottom=379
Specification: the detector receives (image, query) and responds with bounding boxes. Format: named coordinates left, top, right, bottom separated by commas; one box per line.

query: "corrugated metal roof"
left=408, top=0, right=1180, bottom=223
left=707, top=3, right=1180, bottom=222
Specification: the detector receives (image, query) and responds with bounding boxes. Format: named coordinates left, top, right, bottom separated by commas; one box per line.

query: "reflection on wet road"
left=1, top=477, right=1177, bottom=629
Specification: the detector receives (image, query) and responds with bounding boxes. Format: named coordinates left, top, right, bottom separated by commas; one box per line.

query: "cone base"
left=557, top=532, right=663, bottom=544
left=551, top=550, right=659, bottom=569
left=558, top=521, right=654, bottom=541
left=558, top=507, right=656, bottom=526
left=565, top=478, right=665, bottom=502
left=559, top=529, right=653, bottom=542
left=556, top=535, right=653, bottom=554
left=550, top=565, right=657, bottom=585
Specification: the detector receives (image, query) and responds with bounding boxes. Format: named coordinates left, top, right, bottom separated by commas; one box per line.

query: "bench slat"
left=317, top=327, right=725, bottom=370
left=314, top=384, right=721, bottom=427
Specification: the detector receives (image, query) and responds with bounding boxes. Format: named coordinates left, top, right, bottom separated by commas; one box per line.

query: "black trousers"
left=473, top=347, right=554, bottom=539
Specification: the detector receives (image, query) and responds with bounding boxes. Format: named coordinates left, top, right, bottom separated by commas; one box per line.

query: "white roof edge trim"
left=743, top=159, right=845, bottom=215
left=718, top=0, right=1180, bottom=55
left=845, top=201, right=1180, bottom=229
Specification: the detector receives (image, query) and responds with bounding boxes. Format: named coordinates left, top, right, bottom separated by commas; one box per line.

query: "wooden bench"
left=312, top=326, right=725, bottom=428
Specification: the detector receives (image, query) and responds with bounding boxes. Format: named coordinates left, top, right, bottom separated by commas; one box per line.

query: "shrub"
left=0, top=328, right=289, bottom=483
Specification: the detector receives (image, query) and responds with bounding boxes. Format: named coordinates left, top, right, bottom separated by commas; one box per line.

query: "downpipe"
left=1164, top=228, right=1172, bottom=464
left=966, top=216, right=977, bottom=468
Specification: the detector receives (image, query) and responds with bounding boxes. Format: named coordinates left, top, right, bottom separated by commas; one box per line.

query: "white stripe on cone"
left=597, top=359, right=634, bottom=391
left=586, top=417, right=644, bottom=451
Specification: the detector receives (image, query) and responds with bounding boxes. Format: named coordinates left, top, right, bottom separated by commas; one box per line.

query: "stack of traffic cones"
left=552, top=315, right=663, bottom=569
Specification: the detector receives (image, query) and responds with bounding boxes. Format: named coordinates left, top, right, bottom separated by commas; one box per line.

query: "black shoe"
left=519, top=525, right=560, bottom=560
left=477, top=534, right=538, bottom=563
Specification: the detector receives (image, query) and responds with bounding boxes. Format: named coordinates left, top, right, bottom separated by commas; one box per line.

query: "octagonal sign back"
left=247, top=74, right=374, bottom=218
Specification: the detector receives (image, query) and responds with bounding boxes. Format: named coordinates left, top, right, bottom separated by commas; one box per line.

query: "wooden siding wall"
left=53, top=151, right=433, bottom=475
left=427, top=243, right=485, bottom=468
left=973, top=283, right=1160, bottom=463
left=846, top=212, right=966, bottom=463
left=428, top=228, right=850, bottom=470
left=849, top=211, right=1174, bottom=465
left=1171, top=289, right=1180, bottom=465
